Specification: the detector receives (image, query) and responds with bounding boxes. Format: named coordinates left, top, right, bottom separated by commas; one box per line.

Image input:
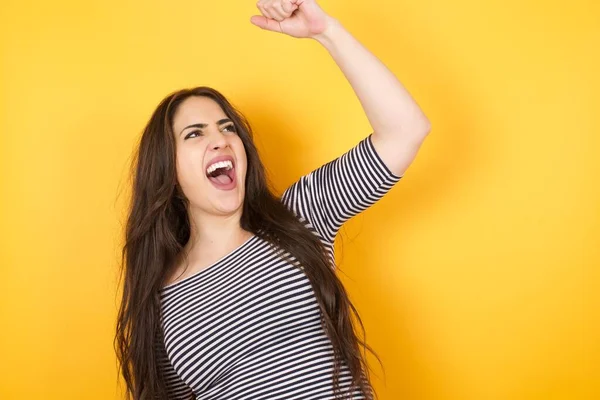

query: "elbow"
left=380, top=117, right=431, bottom=139
left=411, top=118, right=431, bottom=138
left=420, top=117, right=432, bottom=135
left=420, top=125, right=431, bottom=138
left=405, top=114, right=431, bottom=137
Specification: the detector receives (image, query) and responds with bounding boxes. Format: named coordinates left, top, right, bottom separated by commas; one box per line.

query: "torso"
left=156, top=233, right=367, bottom=399
left=162, top=230, right=256, bottom=288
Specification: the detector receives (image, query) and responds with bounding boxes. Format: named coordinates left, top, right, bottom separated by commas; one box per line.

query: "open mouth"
left=206, top=161, right=236, bottom=190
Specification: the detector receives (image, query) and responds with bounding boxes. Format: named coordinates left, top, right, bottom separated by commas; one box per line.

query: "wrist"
left=312, top=17, right=341, bottom=44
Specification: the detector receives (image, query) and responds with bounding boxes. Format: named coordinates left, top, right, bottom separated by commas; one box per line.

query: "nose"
left=208, top=128, right=229, bottom=150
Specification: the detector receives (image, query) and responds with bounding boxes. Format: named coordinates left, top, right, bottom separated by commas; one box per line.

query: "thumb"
left=250, top=15, right=281, bottom=32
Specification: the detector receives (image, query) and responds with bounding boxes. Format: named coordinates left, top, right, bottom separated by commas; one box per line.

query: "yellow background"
left=1, top=0, right=598, bottom=399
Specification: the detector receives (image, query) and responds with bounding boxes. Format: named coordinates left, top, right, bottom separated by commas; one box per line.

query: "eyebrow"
left=179, top=118, right=233, bottom=136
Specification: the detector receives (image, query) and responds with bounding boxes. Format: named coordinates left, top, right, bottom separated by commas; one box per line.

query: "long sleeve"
left=281, top=133, right=402, bottom=245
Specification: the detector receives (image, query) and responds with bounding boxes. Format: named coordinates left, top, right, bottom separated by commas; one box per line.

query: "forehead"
left=172, top=96, right=226, bottom=132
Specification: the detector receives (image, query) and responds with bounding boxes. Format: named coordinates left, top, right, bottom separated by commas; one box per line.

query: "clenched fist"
left=250, top=0, right=334, bottom=39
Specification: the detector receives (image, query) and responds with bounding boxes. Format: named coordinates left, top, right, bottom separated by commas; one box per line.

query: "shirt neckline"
left=159, top=233, right=258, bottom=293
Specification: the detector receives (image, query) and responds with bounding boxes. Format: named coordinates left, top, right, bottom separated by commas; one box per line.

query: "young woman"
left=115, top=1, right=431, bottom=399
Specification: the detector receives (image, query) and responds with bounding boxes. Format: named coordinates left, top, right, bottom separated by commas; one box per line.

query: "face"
left=171, top=96, right=247, bottom=217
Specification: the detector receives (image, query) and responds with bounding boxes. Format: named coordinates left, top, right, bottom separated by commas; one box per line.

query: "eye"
left=223, top=124, right=237, bottom=133
left=184, top=125, right=236, bottom=140
left=184, top=130, right=202, bottom=140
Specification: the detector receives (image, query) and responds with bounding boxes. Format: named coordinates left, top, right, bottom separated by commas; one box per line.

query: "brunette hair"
left=114, top=86, right=382, bottom=399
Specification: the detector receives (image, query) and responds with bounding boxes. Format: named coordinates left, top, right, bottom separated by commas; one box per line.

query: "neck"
left=183, top=206, right=253, bottom=260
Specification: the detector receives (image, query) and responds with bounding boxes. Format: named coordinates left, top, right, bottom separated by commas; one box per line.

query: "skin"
left=165, top=96, right=253, bottom=286
left=251, top=0, right=431, bottom=177
left=164, top=0, right=430, bottom=286
left=252, top=0, right=331, bottom=39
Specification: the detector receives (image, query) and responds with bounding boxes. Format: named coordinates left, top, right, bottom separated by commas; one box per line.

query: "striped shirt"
left=155, top=134, right=402, bottom=399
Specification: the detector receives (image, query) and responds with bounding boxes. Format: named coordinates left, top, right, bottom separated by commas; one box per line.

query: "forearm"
left=313, top=18, right=431, bottom=138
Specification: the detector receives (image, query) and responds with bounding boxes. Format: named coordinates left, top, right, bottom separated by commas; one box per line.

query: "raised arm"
left=251, top=0, right=431, bottom=177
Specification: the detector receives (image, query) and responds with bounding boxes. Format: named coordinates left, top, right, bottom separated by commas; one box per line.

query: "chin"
left=213, top=196, right=244, bottom=215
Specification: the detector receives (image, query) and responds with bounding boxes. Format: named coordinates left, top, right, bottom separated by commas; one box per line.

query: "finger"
left=265, top=2, right=287, bottom=22
left=256, top=0, right=280, bottom=21
left=281, top=0, right=299, bottom=14
left=256, top=1, right=272, bottom=20
left=249, top=15, right=282, bottom=33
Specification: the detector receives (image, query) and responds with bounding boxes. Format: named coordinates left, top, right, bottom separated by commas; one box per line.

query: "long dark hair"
left=114, top=86, right=383, bottom=399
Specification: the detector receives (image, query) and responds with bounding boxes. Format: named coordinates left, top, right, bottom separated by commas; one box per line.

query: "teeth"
left=206, top=160, right=233, bottom=175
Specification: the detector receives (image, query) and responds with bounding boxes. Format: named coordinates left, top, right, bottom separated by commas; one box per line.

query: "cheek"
left=233, top=141, right=248, bottom=172
left=237, top=153, right=248, bottom=178
left=176, top=149, right=206, bottom=184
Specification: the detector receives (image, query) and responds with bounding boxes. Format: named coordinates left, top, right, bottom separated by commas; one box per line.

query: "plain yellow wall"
left=1, top=0, right=598, bottom=399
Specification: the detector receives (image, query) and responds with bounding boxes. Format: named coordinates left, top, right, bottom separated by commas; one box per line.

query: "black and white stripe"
left=155, top=134, right=402, bottom=399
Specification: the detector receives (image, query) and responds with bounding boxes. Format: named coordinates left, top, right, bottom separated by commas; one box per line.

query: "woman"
left=115, top=0, right=431, bottom=399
